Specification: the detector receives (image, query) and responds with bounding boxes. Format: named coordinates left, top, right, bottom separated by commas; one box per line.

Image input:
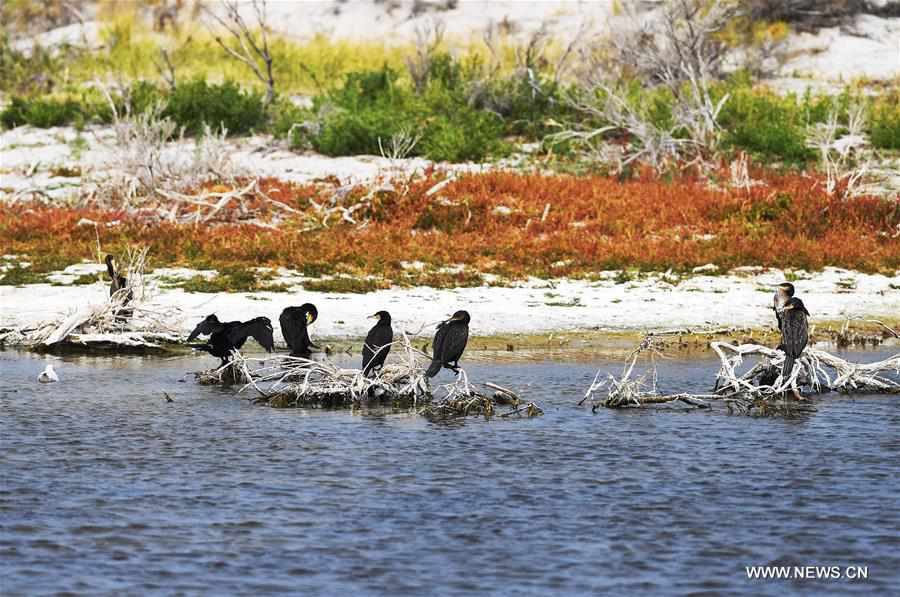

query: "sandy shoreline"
left=2, top=266, right=897, bottom=345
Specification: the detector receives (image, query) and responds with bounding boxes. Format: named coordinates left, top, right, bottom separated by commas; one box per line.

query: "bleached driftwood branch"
left=582, top=334, right=713, bottom=410
left=711, top=341, right=900, bottom=397
left=196, top=332, right=542, bottom=419
left=584, top=335, right=900, bottom=414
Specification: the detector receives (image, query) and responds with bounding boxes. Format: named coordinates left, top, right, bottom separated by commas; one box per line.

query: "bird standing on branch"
left=426, top=310, right=470, bottom=378
left=362, top=310, right=393, bottom=376
left=773, top=282, right=810, bottom=393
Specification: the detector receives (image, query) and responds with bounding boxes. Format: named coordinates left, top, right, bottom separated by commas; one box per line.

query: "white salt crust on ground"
left=1, top=266, right=897, bottom=343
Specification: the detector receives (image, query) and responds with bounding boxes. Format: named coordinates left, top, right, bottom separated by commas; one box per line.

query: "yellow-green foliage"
left=67, top=13, right=412, bottom=95
left=718, top=17, right=790, bottom=49
left=64, top=10, right=570, bottom=95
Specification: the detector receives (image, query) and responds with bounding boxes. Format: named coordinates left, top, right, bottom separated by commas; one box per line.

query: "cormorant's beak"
left=368, top=313, right=379, bottom=320
left=306, top=312, right=315, bottom=325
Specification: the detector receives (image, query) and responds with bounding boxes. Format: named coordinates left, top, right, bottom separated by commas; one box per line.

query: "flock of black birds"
left=184, top=307, right=471, bottom=379
left=103, top=256, right=810, bottom=385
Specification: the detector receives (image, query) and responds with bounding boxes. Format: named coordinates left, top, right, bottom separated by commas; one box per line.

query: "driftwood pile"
left=194, top=334, right=541, bottom=421
left=583, top=334, right=900, bottom=416
left=7, top=247, right=183, bottom=352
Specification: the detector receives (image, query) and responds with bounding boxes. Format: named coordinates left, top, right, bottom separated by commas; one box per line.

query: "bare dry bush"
left=405, top=20, right=445, bottom=95
left=806, top=102, right=874, bottom=197
left=557, top=0, right=738, bottom=173
left=82, top=90, right=248, bottom=220
left=205, top=0, right=275, bottom=106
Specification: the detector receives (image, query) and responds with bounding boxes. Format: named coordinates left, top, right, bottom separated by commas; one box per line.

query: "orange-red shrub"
left=1, top=170, right=898, bottom=281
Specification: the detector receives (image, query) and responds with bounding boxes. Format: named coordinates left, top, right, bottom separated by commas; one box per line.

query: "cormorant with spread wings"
left=187, top=314, right=275, bottom=366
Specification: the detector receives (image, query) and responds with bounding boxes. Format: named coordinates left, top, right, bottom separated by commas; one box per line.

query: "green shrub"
left=162, top=79, right=266, bottom=135
left=312, top=67, right=419, bottom=155
left=870, top=96, right=900, bottom=150
left=269, top=97, right=315, bottom=139
left=309, top=63, right=510, bottom=162
left=717, top=85, right=817, bottom=166
left=421, top=109, right=506, bottom=162
left=314, top=104, right=418, bottom=156
left=0, top=34, right=62, bottom=95
left=0, top=95, right=82, bottom=128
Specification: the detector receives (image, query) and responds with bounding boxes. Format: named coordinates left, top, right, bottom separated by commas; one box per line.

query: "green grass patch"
left=303, top=276, right=388, bottom=293
left=0, top=265, right=49, bottom=285
left=174, top=267, right=291, bottom=293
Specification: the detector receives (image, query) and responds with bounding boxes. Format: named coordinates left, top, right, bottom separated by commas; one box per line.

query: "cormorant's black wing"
left=280, top=308, right=316, bottom=356
left=187, top=318, right=216, bottom=341
left=782, top=300, right=809, bottom=358
left=279, top=308, right=301, bottom=351
left=440, top=323, right=469, bottom=365
left=425, top=321, right=450, bottom=377
left=780, top=299, right=809, bottom=380
left=362, top=323, right=393, bottom=374
left=227, top=317, right=275, bottom=353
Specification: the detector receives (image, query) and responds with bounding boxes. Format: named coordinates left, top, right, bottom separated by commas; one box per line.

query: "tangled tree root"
left=583, top=335, right=900, bottom=416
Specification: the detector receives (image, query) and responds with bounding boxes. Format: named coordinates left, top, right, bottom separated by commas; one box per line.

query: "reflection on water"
left=1, top=348, right=899, bottom=596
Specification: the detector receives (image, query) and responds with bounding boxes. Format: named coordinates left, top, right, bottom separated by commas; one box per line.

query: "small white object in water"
left=38, top=365, right=59, bottom=383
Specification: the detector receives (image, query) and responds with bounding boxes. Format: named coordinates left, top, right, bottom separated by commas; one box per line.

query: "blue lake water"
left=1, top=347, right=899, bottom=596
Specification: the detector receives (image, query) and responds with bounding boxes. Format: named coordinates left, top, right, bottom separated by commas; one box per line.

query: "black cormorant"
left=280, top=303, right=319, bottom=357
left=105, top=254, right=133, bottom=321
left=187, top=314, right=275, bottom=366
left=105, top=254, right=127, bottom=296
left=425, top=310, right=470, bottom=378
left=773, top=282, right=810, bottom=384
left=362, top=310, right=393, bottom=376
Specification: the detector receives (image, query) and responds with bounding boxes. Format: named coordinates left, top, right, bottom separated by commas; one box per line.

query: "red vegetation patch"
left=2, top=171, right=898, bottom=282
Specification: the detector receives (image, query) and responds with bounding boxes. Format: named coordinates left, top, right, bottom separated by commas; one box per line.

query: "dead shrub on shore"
left=555, top=0, right=738, bottom=174
left=72, top=88, right=302, bottom=226
left=806, top=101, right=877, bottom=198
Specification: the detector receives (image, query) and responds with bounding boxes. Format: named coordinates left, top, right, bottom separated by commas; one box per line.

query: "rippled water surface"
left=2, top=348, right=899, bottom=596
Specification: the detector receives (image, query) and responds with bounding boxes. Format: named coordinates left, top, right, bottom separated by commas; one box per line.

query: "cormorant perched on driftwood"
left=362, top=310, right=393, bottom=376
left=105, top=254, right=126, bottom=295
left=187, top=314, right=275, bottom=366
left=280, top=303, right=319, bottom=357
left=774, top=282, right=810, bottom=385
left=105, top=254, right=133, bottom=321
left=426, top=310, right=470, bottom=378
